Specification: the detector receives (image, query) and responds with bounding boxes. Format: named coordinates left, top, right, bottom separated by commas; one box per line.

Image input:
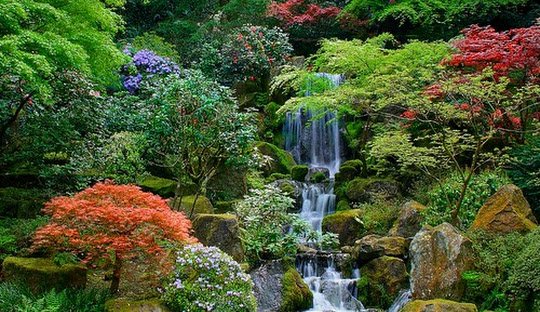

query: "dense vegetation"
left=0, top=0, right=538, bottom=311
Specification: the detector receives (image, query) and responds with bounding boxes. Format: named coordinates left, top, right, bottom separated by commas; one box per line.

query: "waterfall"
left=284, top=73, right=364, bottom=312
left=387, top=289, right=412, bottom=312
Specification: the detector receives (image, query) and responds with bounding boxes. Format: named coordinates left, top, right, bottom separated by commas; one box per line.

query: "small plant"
left=161, top=244, right=256, bottom=312
left=354, top=200, right=400, bottom=236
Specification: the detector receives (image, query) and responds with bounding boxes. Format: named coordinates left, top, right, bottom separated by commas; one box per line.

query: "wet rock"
left=104, top=298, right=170, bottom=312
left=322, top=209, right=362, bottom=246
left=353, top=235, right=408, bottom=262
left=401, top=299, right=478, bottom=312
left=2, top=257, right=87, bottom=293
left=471, top=184, right=538, bottom=233
left=250, top=260, right=312, bottom=312
left=192, top=214, right=244, bottom=262
left=389, top=201, right=426, bottom=238
left=409, top=223, right=474, bottom=301
left=357, top=256, right=409, bottom=309
left=345, top=178, right=400, bottom=203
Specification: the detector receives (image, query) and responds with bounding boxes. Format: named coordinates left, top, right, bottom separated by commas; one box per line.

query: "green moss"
left=105, top=298, right=170, bottom=312
left=342, top=159, right=363, bottom=171
left=358, top=256, right=408, bottom=309
left=322, top=209, right=362, bottom=246
left=214, top=200, right=240, bottom=213
left=255, top=142, right=296, bottom=176
left=335, top=165, right=359, bottom=183
left=310, top=172, right=327, bottom=183
left=345, top=177, right=397, bottom=202
left=401, top=299, right=478, bottom=312
left=267, top=173, right=291, bottom=183
left=0, top=188, right=51, bottom=218
left=2, top=257, right=87, bottom=293
left=208, top=165, right=248, bottom=201
left=291, top=165, right=309, bottom=182
left=172, top=195, right=214, bottom=216
left=279, top=182, right=296, bottom=196
left=137, top=176, right=178, bottom=198
left=280, top=267, right=313, bottom=312
left=336, top=199, right=351, bottom=211
left=192, top=214, right=244, bottom=262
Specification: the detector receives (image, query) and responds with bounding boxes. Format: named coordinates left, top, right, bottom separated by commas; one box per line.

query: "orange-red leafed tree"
left=32, top=181, right=196, bottom=294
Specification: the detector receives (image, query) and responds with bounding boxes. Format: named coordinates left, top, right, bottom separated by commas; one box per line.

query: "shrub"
left=0, top=217, right=48, bottom=260
left=420, top=170, right=511, bottom=229
left=355, top=200, right=400, bottom=237
left=31, top=181, right=196, bottom=293
left=121, top=49, right=180, bottom=93
left=507, top=136, right=540, bottom=214
left=508, top=228, right=540, bottom=305
left=161, top=244, right=256, bottom=312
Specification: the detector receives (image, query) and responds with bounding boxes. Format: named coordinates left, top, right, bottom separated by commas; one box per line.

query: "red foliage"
left=401, top=109, right=418, bottom=120
left=267, top=0, right=341, bottom=27
left=32, top=181, right=195, bottom=268
left=447, top=24, right=540, bottom=82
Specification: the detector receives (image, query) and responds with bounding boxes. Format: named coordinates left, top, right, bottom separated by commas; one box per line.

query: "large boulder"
left=471, top=184, right=538, bottom=233
left=2, top=257, right=87, bottom=293
left=173, top=195, right=214, bottom=216
left=255, top=142, right=296, bottom=176
left=409, top=223, right=474, bottom=301
left=250, top=261, right=312, bottom=312
left=345, top=178, right=400, bottom=203
left=353, top=235, right=408, bottom=262
left=136, top=176, right=178, bottom=198
left=389, top=201, right=426, bottom=238
left=105, top=298, right=170, bottom=312
left=322, top=209, right=362, bottom=246
left=192, top=214, right=244, bottom=262
left=401, top=299, right=478, bottom=312
left=357, top=256, right=409, bottom=309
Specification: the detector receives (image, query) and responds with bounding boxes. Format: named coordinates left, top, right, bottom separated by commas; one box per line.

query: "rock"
left=105, top=298, right=170, bottom=312
left=410, top=223, right=474, bottom=301
left=192, top=214, right=244, bottom=262
left=173, top=195, right=214, bottom=216
left=214, top=200, right=240, bottom=213
left=389, top=201, right=427, bottom=238
left=353, top=235, right=408, bottom=262
left=2, top=257, right=87, bottom=293
left=401, top=299, right=478, bottom=312
left=471, top=184, right=538, bottom=233
left=250, top=260, right=312, bottom=312
left=357, top=256, right=409, bottom=309
left=137, top=176, right=177, bottom=198
left=255, top=142, right=296, bottom=177
left=208, top=164, right=248, bottom=200
left=271, top=179, right=303, bottom=210
left=345, top=178, right=400, bottom=203
left=322, top=209, right=362, bottom=246
left=306, top=167, right=330, bottom=183
left=290, top=165, right=309, bottom=182
left=335, top=165, right=359, bottom=183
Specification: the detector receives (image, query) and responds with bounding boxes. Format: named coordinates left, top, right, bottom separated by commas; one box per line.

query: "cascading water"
left=285, top=73, right=364, bottom=312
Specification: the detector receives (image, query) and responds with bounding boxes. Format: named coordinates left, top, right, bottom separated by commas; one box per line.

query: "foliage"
left=162, top=244, right=256, bottom=312
left=145, top=72, right=256, bottom=203
left=131, top=33, right=180, bottom=62
left=507, top=135, right=540, bottom=214
left=0, top=282, right=110, bottom=312
left=0, top=217, right=48, bottom=260
left=31, top=181, right=195, bottom=293
left=508, top=228, right=540, bottom=304
left=354, top=200, right=400, bottom=236
left=420, top=170, right=511, bottom=228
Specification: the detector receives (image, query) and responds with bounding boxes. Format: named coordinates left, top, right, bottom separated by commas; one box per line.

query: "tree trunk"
left=109, top=255, right=122, bottom=294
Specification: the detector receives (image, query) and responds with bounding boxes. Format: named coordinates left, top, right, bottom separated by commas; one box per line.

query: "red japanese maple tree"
left=32, top=181, right=196, bottom=293
left=447, top=24, right=540, bottom=82
left=267, top=0, right=341, bottom=27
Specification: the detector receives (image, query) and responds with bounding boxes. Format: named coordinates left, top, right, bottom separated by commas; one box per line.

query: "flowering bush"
left=162, top=244, right=256, bottom=312
left=122, top=49, right=180, bottom=93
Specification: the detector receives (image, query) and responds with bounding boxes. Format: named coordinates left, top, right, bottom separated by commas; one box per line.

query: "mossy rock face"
left=0, top=188, right=50, bottom=218
left=2, top=257, right=87, bottom=293
left=345, top=178, right=400, bottom=203
left=214, top=200, right=240, bottom=214
left=267, top=173, right=291, bottom=183
left=208, top=165, right=248, bottom=201
left=137, top=176, right=177, bottom=198
left=192, top=214, right=244, bottom=262
left=280, top=266, right=313, bottom=312
left=105, top=298, right=170, bottom=312
left=335, top=165, right=359, bottom=183
left=401, top=299, right=478, bottom=312
left=471, top=184, right=538, bottom=233
left=357, top=256, right=408, bottom=309
left=290, top=165, right=309, bottom=182
left=175, top=195, right=214, bottom=216
left=322, top=209, right=362, bottom=246
left=353, top=235, right=408, bottom=262
left=389, top=201, right=426, bottom=238
left=255, top=141, right=296, bottom=176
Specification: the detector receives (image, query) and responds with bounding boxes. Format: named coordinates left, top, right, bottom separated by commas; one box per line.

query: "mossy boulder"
left=267, top=173, right=291, bottom=183
left=137, top=176, right=177, bottom=198
left=0, top=188, right=50, bottom=218
left=105, top=298, right=170, bottom=312
left=336, top=199, right=351, bottom=211
left=192, top=214, right=244, bottom=262
left=174, top=195, right=214, bottom=216
left=353, top=235, right=408, bottom=262
left=358, top=256, right=409, bottom=309
left=214, top=200, right=240, bottom=214
left=255, top=142, right=296, bottom=176
left=389, top=201, right=427, bottom=238
left=471, top=184, right=538, bottom=233
left=208, top=165, right=248, bottom=201
left=290, top=165, right=309, bottom=182
left=401, top=299, right=478, bottom=312
left=250, top=260, right=312, bottom=312
left=322, top=209, right=362, bottom=246
left=335, top=166, right=359, bottom=183
left=2, top=257, right=87, bottom=293
left=345, top=178, right=400, bottom=203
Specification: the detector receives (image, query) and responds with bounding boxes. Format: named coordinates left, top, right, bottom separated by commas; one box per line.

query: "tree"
left=145, top=72, right=257, bottom=215
left=32, top=181, right=195, bottom=294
